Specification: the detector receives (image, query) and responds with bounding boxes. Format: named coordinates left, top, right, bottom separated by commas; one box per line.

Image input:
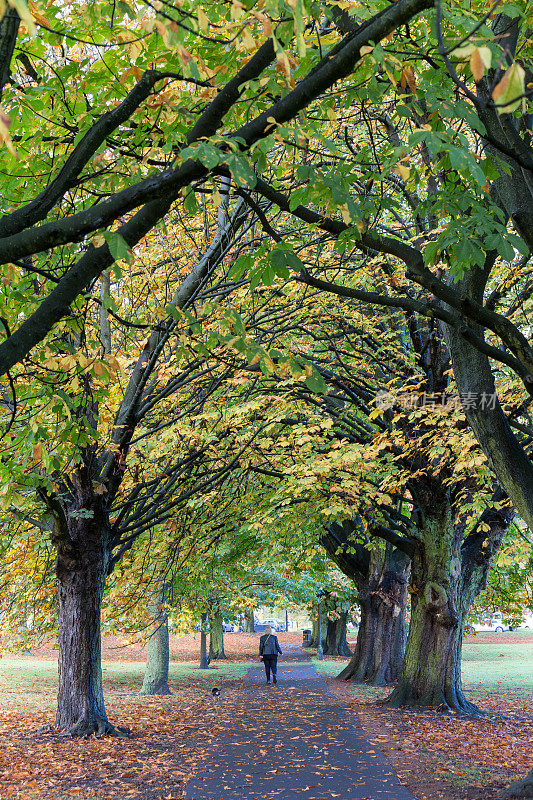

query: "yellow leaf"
left=451, top=43, right=476, bottom=59
left=360, top=45, right=373, bottom=57
left=197, top=7, right=208, bottom=32
left=0, top=108, right=16, bottom=157
left=241, top=26, right=256, bottom=51
left=340, top=203, right=351, bottom=224
left=492, top=62, right=525, bottom=114
left=397, top=163, right=410, bottom=180
left=32, top=443, right=42, bottom=465
left=92, top=233, right=105, bottom=247
left=276, top=51, right=291, bottom=78
left=231, top=0, right=244, bottom=20
left=9, top=0, right=36, bottom=35
left=470, top=48, right=491, bottom=82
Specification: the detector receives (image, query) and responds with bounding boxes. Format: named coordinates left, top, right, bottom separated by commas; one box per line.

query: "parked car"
left=470, top=612, right=512, bottom=633
left=254, top=618, right=280, bottom=632
left=222, top=621, right=237, bottom=632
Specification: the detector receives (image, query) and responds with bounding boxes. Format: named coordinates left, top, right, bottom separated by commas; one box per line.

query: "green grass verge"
left=462, top=632, right=533, bottom=689
left=311, top=658, right=346, bottom=678
left=311, top=632, right=533, bottom=691
left=0, top=657, right=253, bottom=699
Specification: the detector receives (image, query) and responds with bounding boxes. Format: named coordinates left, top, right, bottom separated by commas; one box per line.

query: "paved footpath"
left=184, top=644, right=414, bottom=800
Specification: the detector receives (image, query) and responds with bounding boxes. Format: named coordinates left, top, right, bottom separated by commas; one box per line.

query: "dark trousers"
left=263, top=655, right=278, bottom=681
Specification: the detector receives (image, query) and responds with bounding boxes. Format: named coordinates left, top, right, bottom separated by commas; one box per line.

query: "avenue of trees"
left=1, top=0, right=532, bottom=793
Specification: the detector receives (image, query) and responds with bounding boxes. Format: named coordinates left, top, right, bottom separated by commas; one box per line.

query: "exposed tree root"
left=139, top=681, right=172, bottom=696
left=383, top=684, right=481, bottom=717
left=56, top=716, right=132, bottom=739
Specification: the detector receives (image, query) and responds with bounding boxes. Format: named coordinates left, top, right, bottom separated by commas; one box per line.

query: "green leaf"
left=226, top=154, right=257, bottom=188
left=103, top=231, right=131, bottom=262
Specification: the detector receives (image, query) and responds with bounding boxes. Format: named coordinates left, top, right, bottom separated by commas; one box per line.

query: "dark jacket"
left=260, top=633, right=282, bottom=656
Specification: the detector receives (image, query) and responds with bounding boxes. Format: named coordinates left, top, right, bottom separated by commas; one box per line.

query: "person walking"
left=259, top=626, right=282, bottom=684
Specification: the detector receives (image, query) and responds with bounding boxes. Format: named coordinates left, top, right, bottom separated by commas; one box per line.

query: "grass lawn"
left=0, top=657, right=253, bottom=710
left=462, top=630, right=533, bottom=690
left=312, top=629, right=533, bottom=690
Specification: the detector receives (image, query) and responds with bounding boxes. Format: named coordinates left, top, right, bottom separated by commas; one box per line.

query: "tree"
left=226, top=270, right=517, bottom=710
left=322, top=520, right=409, bottom=685
left=140, top=580, right=171, bottom=696
left=0, top=0, right=434, bottom=377
left=208, top=598, right=227, bottom=661
left=322, top=591, right=353, bottom=657
left=0, top=185, right=262, bottom=734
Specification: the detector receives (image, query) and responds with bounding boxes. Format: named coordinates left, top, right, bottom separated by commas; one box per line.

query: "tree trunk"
left=140, top=583, right=171, bottom=695
left=244, top=608, right=255, bottom=632
left=385, top=498, right=476, bottom=713
left=200, top=613, right=210, bottom=669
left=55, top=523, right=113, bottom=736
left=309, top=612, right=327, bottom=649
left=339, top=547, right=409, bottom=685
left=209, top=611, right=226, bottom=660
left=502, top=768, right=533, bottom=798
left=339, top=592, right=407, bottom=685
left=324, top=611, right=352, bottom=656
left=0, top=7, right=21, bottom=102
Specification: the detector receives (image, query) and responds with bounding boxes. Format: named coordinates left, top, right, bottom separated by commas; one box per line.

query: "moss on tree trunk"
left=384, top=482, right=511, bottom=712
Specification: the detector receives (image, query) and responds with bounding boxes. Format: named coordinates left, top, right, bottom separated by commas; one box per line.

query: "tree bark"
left=54, top=514, right=115, bottom=736
left=324, top=611, right=352, bottom=656
left=0, top=7, right=20, bottom=103
left=200, top=612, right=210, bottom=669
left=244, top=608, right=255, bottom=632
left=321, top=523, right=410, bottom=685
left=208, top=610, right=226, bottom=660
left=309, top=611, right=327, bottom=649
left=140, top=583, right=171, bottom=695
left=385, top=489, right=474, bottom=711
left=339, top=547, right=409, bottom=685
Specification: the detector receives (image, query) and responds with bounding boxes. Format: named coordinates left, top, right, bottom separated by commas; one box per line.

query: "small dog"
left=211, top=687, right=220, bottom=697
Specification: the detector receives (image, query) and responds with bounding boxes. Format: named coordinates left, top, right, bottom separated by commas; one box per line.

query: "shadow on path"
left=184, top=644, right=413, bottom=799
